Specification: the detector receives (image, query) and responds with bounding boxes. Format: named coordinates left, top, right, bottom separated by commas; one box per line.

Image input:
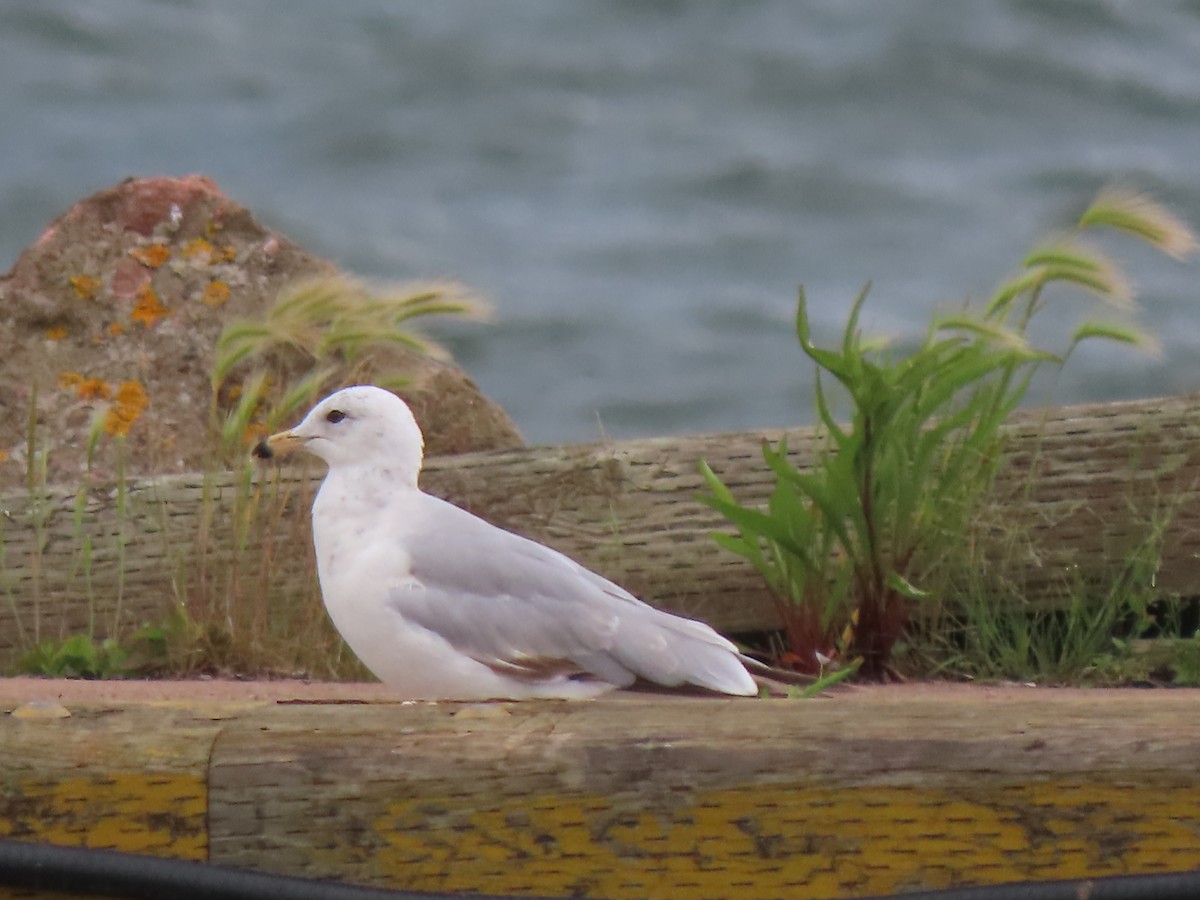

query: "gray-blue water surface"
left=3, top=1, right=1198, bottom=444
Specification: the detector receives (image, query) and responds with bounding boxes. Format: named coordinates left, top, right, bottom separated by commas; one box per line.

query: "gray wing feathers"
left=390, top=496, right=755, bottom=695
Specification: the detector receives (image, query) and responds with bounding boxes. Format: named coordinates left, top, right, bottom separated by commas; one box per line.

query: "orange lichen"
left=75, top=378, right=112, bottom=402
left=117, top=380, right=149, bottom=412
left=129, top=243, right=171, bottom=269
left=131, top=284, right=168, bottom=328
left=69, top=274, right=100, bottom=300
left=182, top=237, right=214, bottom=262
left=45, top=326, right=68, bottom=341
left=201, top=281, right=230, bottom=307
left=57, top=371, right=85, bottom=390
left=0, top=450, right=8, bottom=464
left=220, top=244, right=238, bottom=262
left=107, top=322, right=125, bottom=337
left=104, top=381, right=150, bottom=437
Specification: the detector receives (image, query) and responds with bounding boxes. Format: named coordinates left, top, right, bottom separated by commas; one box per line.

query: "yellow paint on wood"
left=8, top=694, right=1200, bottom=898
left=1, top=702, right=239, bottom=864
left=204, top=694, right=1200, bottom=897
left=0, top=772, right=207, bottom=860
left=362, top=778, right=1200, bottom=899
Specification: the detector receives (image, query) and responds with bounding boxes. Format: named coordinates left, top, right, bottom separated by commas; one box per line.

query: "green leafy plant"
left=701, top=189, right=1195, bottom=680
left=17, top=633, right=129, bottom=679
left=13, top=606, right=210, bottom=679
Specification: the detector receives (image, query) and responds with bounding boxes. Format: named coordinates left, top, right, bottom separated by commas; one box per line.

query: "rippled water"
left=3, top=1, right=1198, bottom=442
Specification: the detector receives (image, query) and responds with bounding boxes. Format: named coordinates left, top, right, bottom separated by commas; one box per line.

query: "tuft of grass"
left=167, top=463, right=368, bottom=680
left=212, top=274, right=487, bottom=385
left=912, top=502, right=1178, bottom=684
left=211, top=274, right=488, bottom=460
left=1078, top=187, right=1198, bottom=260
left=21, top=385, right=51, bottom=646
left=701, top=189, right=1195, bottom=680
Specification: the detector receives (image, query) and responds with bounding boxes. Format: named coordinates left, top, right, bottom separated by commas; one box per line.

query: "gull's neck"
left=311, top=463, right=421, bottom=582
left=318, top=461, right=421, bottom=506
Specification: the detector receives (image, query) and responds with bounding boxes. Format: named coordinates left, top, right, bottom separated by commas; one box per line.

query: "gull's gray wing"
left=388, top=494, right=755, bottom=694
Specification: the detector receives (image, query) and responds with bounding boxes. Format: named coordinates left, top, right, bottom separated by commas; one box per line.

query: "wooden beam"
left=3, top=688, right=1200, bottom=897
left=0, top=700, right=228, bottom=860
left=2, top=394, right=1200, bottom=669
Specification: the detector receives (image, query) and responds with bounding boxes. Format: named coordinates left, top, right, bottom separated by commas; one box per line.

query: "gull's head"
left=253, top=385, right=425, bottom=481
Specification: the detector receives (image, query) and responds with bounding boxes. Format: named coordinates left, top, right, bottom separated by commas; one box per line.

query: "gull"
left=254, top=385, right=759, bottom=700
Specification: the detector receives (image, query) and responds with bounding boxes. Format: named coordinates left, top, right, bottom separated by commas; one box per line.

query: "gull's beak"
left=252, top=429, right=305, bottom=461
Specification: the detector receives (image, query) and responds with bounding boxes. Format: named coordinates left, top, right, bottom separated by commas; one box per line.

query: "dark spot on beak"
left=252, top=439, right=273, bottom=460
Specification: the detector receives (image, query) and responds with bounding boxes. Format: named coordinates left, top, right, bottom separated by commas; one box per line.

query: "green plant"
left=17, top=633, right=129, bottom=679
left=701, top=190, right=1195, bottom=680
left=917, top=504, right=1175, bottom=684
left=1168, top=636, right=1200, bottom=687
left=792, top=657, right=862, bottom=699
left=12, top=605, right=210, bottom=679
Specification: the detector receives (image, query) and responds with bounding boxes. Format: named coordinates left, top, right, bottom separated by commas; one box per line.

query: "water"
left=2, top=0, right=1198, bottom=444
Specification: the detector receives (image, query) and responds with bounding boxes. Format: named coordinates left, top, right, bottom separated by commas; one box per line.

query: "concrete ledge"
left=3, top=683, right=1200, bottom=898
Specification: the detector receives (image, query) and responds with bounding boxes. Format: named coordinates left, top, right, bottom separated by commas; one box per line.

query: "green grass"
left=908, top=501, right=1182, bottom=684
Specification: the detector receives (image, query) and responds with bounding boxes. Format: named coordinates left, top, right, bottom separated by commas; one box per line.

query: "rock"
left=0, top=175, right=522, bottom=490
left=10, top=700, right=72, bottom=720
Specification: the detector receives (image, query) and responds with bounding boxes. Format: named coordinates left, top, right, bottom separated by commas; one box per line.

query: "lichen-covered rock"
left=0, top=175, right=522, bottom=489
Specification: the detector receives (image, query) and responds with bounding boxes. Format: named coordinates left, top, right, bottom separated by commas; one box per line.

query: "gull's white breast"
left=311, top=472, right=599, bottom=699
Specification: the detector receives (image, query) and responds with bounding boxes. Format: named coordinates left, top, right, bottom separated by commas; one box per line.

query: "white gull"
left=256, top=385, right=758, bottom=700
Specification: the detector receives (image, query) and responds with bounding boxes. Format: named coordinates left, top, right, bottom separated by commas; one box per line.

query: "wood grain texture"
left=2, top=394, right=1199, bottom=666
left=3, top=689, right=1200, bottom=898
left=0, top=701, right=254, bottom=860
left=205, top=692, right=1200, bottom=898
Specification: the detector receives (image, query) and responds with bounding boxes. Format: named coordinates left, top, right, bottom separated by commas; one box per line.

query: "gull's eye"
left=325, top=409, right=347, bottom=424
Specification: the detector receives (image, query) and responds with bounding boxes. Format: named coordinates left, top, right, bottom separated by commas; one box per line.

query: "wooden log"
left=2, top=394, right=1200, bottom=669
left=207, top=693, right=1200, bottom=898
left=4, top=688, right=1200, bottom=898
left=0, top=699, right=229, bottom=860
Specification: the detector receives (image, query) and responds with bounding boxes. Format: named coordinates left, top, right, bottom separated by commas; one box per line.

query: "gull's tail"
left=599, top=610, right=760, bottom=696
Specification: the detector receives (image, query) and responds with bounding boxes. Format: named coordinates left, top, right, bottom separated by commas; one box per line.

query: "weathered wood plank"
left=203, top=691, right=1200, bottom=898
left=3, top=688, right=1200, bottom=898
left=0, top=701, right=251, bottom=860
left=1, top=394, right=1199, bottom=668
